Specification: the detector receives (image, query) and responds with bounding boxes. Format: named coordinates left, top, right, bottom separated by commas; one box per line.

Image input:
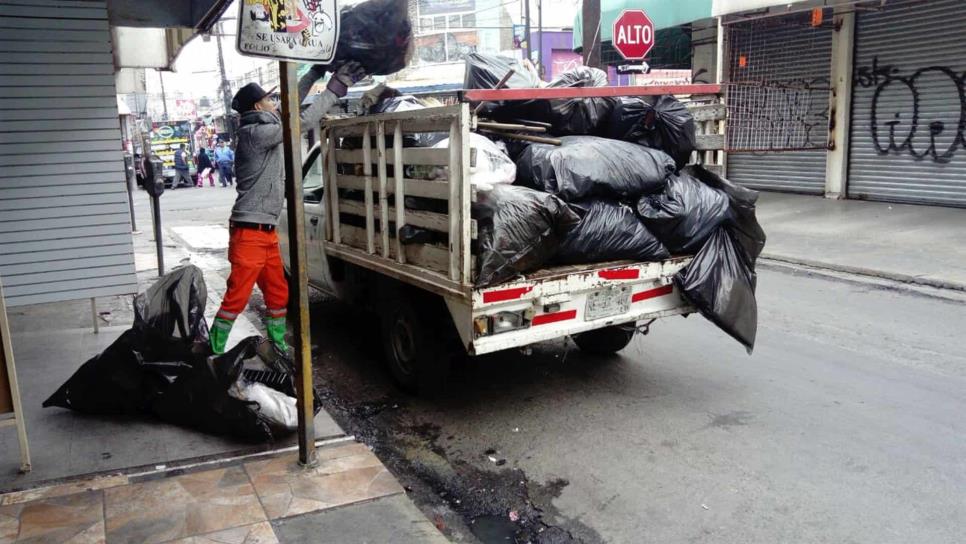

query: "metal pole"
left=158, top=71, right=169, bottom=120
left=715, top=17, right=724, bottom=84
left=524, top=0, right=532, bottom=63
left=151, top=194, right=165, bottom=276
left=279, top=61, right=315, bottom=466
left=215, top=23, right=236, bottom=145
left=537, top=0, right=543, bottom=77
left=582, top=0, right=601, bottom=69
left=124, top=155, right=137, bottom=231
left=90, top=298, right=99, bottom=334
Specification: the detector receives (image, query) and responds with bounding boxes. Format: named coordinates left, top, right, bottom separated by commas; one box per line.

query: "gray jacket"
left=230, top=68, right=337, bottom=226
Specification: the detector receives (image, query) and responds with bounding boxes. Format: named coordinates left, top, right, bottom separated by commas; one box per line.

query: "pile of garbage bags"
left=43, top=266, right=318, bottom=442
left=357, top=56, right=765, bottom=351
left=465, top=55, right=764, bottom=350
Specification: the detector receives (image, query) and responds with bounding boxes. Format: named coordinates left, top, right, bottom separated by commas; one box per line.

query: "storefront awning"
left=711, top=0, right=811, bottom=17
left=573, top=0, right=713, bottom=49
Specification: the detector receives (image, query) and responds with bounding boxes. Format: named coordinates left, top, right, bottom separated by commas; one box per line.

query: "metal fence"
left=724, top=11, right=833, bottom=152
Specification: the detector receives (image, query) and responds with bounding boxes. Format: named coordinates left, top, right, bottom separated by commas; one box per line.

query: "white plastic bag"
left=432, top=133, right=515, bottom=190
left=230, top=381, right=298, bottom=431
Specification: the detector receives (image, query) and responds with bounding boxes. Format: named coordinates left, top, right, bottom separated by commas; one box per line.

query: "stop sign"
left=613, top=9, right=655, bottom=60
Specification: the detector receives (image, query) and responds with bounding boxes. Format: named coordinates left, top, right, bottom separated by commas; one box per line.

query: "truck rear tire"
left=380, top=291, right=451, bottom=395
left=573, top=324, right=636, bottom=355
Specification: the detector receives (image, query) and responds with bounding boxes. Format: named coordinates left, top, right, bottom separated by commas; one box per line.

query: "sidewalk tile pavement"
left=0, top=443, right=418, bottom=544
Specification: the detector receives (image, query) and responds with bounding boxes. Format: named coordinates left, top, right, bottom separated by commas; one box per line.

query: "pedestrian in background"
left=214, top=140, right=235, bottom=187
left=196, top=147, right=215, bottom=187
left=173, top=143, right=192, bottom=188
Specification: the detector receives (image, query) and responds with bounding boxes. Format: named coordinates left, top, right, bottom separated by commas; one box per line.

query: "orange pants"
left=217, top=227, right=288, bottom=322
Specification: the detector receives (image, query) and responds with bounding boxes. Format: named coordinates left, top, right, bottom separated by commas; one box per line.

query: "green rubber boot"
left=266, top=316, right=290, bottom=353
left=210, top=317, right=233, bottom=355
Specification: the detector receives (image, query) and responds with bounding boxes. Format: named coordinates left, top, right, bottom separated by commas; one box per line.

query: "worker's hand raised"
left=327, top=61, right=366, bottom=98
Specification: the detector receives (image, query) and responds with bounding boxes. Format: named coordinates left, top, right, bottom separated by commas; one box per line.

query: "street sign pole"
left=279, top=61, right=315, bottom=467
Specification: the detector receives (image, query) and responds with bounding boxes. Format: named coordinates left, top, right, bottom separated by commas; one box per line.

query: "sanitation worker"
left=211, top=61, right=366, bottom=354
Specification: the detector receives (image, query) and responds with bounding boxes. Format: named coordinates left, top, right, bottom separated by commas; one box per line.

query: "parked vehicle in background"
left=147, top=120, right=197, bottom=188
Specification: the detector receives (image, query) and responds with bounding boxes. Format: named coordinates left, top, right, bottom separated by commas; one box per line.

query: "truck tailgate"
left=466, top=258, right=694, bottom=355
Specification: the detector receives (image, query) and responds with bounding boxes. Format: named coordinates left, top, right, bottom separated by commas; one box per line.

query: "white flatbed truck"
left=280, top=94, right=725, bottom=392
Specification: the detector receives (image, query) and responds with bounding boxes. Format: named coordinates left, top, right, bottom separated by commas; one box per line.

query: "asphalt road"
left=308, top=265, right=966, bottom=544
left=146, top=186, right=966, bottom=543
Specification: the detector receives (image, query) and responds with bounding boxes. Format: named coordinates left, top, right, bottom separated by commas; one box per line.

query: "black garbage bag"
left=604, top=97, right=655, bottom=141
left=642, top=96, right=697, bottom=170
left=684, top=165, right=766, bottom=262
left=675, top=228, right=758, bottom=353
left=43, top=265, right=209, bottom=414
left=152, top=337, right=312, bottom=442
left=464, top=53, right=543, bottom=90
left=672, top=165, right=766, bottom=353
left=475, top=185, right=580, bottom=287
left=556, top=200, right=669, bottom=264
left=133, top=264, right=209, bottom=345
left=152, top=339, right=271, bottom=441
left=318, top=0, right=412, bottom=75
left=635, top=172, right=731, bottom=254
left=487, top=67, right=615, bottom=136
left=604, top=96, right=696, bottom=169
left=42, top=329, right=196, bottom=415
left=515, top=136, right=675, bottom=202
left=543, top=67, right=616, bottom=136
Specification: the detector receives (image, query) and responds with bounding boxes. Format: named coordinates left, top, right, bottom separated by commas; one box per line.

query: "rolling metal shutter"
left=847, top=0, right=966, bottom=207
left=726, top=12, right=833, bottom=194
left=0, top=0, right=137, bottom=307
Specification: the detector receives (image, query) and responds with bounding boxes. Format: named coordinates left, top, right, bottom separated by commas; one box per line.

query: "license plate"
left=584, top=286, right=631, bottom=321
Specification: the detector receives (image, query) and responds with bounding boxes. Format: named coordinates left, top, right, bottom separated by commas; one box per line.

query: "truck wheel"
left=573, top=324, right=636, bottom=355
left=380, top=296, right=450, bottom=395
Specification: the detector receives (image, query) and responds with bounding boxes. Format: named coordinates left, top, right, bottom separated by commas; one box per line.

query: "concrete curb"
left=760, top=253, right=966, bottom=293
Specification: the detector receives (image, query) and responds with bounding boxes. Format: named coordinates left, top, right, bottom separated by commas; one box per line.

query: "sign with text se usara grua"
left=237, top=0, right=339, bottom=63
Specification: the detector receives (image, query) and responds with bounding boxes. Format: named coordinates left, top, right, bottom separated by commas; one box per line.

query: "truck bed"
left=318, top=104, right=694, bottom=355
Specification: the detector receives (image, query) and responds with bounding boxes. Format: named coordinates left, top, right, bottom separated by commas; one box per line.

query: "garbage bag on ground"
left=556, top=200, right=669, bottom=264
left=515, top=136, right=675, bottom=202
left=475, top=185, right=580, bottom=287
left=153, top=336, right=306, bottom=442
left=43, top=265, right=209, bottom=414
left=317, top=0, right=412, bottom=75
left=44, top=266, right=316, bottom=442
left=133, top=264, right=209, bottom=345
left=635, top=171, right=731, bottom=254
left=432, top=133, right=515, bottom=190
left=605, top=95, right=697, bottom=170
left=464, top=53, right=543, bottom=90
left=671, top=165, right=766, bottom=353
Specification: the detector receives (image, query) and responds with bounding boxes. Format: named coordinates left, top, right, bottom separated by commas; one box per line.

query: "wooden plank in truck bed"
left=338, top=200, right=478, bottom=239
left=338, top=224, right=458, bottom=276
left=335, top=147, right=451, bottom=166
left=324, top=240, right=469, bottom=299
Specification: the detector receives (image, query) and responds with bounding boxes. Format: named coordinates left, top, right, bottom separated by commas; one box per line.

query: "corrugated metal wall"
left=848, top=0, right=966, bottom=207
left=726, top=11, right=833, bottom=194
left=0, top=0, right=137, bottom=307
